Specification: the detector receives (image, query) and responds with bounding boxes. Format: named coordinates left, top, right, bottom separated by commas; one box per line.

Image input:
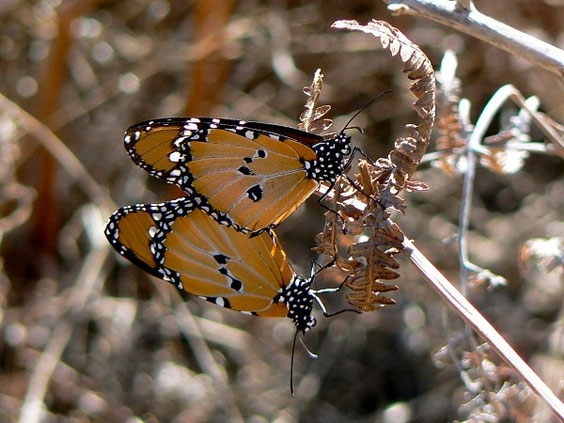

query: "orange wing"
left=188, top=129, right=318, bottom=230
left=124, top=118, right=321, bottom=233
left=105, top=197, right=294, bottom=317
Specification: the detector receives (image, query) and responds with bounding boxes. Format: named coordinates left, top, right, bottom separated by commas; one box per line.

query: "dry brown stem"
left=317, top=20, right=435, bottom=311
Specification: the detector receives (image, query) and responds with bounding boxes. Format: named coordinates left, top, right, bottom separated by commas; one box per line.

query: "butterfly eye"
left=309, top=317, right=317, bottom=329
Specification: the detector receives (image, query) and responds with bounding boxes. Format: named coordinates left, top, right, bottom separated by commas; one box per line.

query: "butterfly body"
left=124, top=117, right=351, bottom=233
left=105, top=196, right=317, bottom=332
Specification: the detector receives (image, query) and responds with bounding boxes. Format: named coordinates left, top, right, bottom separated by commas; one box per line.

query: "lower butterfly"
left=105, top=196, right=331, bottom=333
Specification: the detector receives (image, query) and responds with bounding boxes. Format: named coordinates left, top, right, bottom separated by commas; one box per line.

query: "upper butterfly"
left=124, top=117, right=351, bottom=233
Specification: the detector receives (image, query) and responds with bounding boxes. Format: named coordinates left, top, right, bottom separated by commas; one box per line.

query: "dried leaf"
left=312, top=105, right=331, bottom=121
left=298, top=69, right=334, bottom=135
left=309, top=119, right=333, bottom=134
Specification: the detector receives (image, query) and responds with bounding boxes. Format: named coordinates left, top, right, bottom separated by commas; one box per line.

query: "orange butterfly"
left=123, top=118, right=352, bottom=234
left=105, top=196, right=336, bottom=333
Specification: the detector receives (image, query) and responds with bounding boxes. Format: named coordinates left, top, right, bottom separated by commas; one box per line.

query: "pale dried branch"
left=402, top=235, right=564, bottom=421
left=322, top=20, right=436, bottom=311
left=298, top=69, right=334, bottom=135
left=0, top=92, right=115, bottom=215
left=384, top=0, right=564, bottom=80
left=434, top=50, right=472, bottom=175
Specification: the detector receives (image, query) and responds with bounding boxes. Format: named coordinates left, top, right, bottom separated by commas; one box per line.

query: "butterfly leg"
left=316, top=182, right=345, bottom=223
left=309, top=257, right=337, bottom=278
left=313, top=275, right=361, bottom=316
left=343, top=174, right=387, bottom=208
left=312, top=292, right=361, bottom=318
left=342, top=145, right=376, bottom=171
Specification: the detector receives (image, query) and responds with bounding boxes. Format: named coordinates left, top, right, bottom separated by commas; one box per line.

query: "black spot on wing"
left=213, top=254, right=229, bottom=264
left=238, top=166, right=254, bottom=175
left=246, top=185, right=263, bottom=202
left=230, top=279, right=243, bottom=291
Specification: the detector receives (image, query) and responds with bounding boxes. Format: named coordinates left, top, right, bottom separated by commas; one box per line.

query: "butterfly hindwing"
left=124, top=117, right=344, bottom=232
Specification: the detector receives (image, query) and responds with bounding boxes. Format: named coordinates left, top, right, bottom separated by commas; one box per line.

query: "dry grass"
left=0, top=1, right=562, bottom=422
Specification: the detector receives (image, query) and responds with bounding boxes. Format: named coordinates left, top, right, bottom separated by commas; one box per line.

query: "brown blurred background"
left=0, top=1, right=562, bottom=422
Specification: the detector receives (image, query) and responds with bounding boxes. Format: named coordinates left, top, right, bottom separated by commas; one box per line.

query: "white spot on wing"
left=169, top=151, right=182, bottom=162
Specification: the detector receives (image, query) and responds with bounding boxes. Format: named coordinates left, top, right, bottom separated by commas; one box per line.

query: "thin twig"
left=169, top=292, right=245, bottom=423
left=402, top=235, right=564, bottom=421
left=0, top=92, right=115, bottom=215
left=505, top=87, right=564, bottom=155
left=458, top=85, right=542, bottom=290
left=384, top=0, right=564, bottom=80
left=18, top=246, right=110, bottom=423
left=457, top=112, right=477, bottom=296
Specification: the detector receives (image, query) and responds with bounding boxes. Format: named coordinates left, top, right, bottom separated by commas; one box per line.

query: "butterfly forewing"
left=105, top=197, right=297, bottom=316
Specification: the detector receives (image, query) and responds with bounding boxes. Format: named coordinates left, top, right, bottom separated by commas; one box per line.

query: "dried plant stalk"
left=332, top=20, right=435, bottom=186
left=316, top=20, right=436, bottom=311
left=298, top=69, right=334, bottom=135
left=314, top=21, right=564, bottom=420
left=434, top=50, right=471, bottom=175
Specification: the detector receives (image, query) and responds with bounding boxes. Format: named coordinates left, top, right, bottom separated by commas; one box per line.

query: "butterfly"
left=104, top=195, right=332, bottom=333
left=123, top=117, right=352, bottom=234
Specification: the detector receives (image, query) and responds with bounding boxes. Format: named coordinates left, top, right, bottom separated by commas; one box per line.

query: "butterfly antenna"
left=290, top=330, right=319, bottom=397
left=290, top=329, right=299, bottom=397
left=341, top=90, right=392, bottom=133
left=309, top=258, right=337, bottom=279
left=344, top=126, right=365, bottom=134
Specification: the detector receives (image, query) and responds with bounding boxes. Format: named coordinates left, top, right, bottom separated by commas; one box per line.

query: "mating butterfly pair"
left=105, top=117, right=352, bottom=332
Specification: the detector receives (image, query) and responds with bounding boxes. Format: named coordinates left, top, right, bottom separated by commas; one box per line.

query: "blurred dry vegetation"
left=0, top=1, right=563, bottom=422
